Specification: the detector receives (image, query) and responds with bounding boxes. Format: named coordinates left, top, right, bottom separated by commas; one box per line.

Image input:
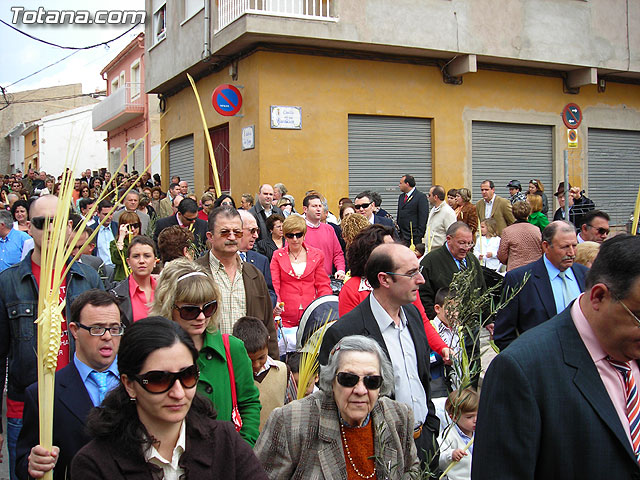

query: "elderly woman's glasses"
left=173, top=300, right=218, bottom=320
left=132, top=364, right=200, bottom=394
left=336, top=372, right=383, bottom=390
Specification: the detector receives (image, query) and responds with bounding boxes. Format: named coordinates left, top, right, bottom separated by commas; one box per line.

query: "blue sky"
left=0, top=0, right=145, bottom=94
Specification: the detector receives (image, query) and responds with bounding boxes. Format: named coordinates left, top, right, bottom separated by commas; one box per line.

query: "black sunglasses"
left=285, top=232, right=304, bottom=239
left=354, top=202, right=372, bottom=210
left=336, top=372, right=383, bottom=390
left=30, top=216, right=55, bottom=230
left=173, top=300, right=218, bottom=320
left=127, top=223, right=142, bottom=230
left=131, top=364, right=199, bottom=394
left=587, top=224, right=610, bottom=235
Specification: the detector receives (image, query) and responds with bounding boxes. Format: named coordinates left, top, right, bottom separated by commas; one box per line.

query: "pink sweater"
left=303, top=222, right=345, bottom=277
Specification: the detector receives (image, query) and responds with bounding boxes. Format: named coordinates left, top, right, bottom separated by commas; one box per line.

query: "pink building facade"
left=92, top=33, right=151, bottom=174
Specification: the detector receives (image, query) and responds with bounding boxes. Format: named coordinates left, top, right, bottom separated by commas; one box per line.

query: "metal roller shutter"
left=588, top=128, right=640, bottom=226
left=169, top=135, right=194, bottom=191
left=472, top=121, right=553, bottom=210
left=348, top=115, right=432, bottom=217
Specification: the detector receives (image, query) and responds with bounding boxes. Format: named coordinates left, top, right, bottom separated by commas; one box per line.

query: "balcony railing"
left=92, top=83, right=144, bottom=131
left=217, top=0, right=336, bottom=32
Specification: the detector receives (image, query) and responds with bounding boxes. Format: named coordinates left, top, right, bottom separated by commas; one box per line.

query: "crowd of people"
left=0, top=166, right=637, bottom=480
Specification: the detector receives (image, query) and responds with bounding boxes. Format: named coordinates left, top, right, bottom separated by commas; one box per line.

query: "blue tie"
left=239, top=251, right=247, bottom=262
left=89, top=370, right=109, bottom=405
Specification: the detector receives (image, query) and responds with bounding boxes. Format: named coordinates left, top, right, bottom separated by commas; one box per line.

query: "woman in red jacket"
left=270, top=215, right=332, bottom=328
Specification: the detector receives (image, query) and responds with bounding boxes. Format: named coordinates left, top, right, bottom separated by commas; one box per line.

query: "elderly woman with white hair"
left=255, top=335, right=419, bottom=479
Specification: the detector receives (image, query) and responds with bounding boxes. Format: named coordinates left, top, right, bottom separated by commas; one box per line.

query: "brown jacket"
left=497, top=221, right=543, bottom=271
left=71, top=417, right=268, bottom=480
left=457, top=201, right=479, bottom=238
left=196, top=251, right=278, bottom=357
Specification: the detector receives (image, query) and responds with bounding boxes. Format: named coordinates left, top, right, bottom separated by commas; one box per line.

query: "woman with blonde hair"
left=151, top=258, right=261, bottom=446
left=527, top=193, right=549, bottom=233
left=575, top=240, right=600, bottom=268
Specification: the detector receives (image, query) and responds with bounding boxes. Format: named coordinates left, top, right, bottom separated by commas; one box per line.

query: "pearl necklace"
left=339, top=424, right=376, bottom=479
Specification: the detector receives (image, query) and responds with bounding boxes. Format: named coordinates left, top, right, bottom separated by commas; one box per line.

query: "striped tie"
left=608, top=358, right=640, bottom=463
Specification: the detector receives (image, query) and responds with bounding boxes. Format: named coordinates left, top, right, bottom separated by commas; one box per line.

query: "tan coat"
left=475, top=194, right=515, bottom=235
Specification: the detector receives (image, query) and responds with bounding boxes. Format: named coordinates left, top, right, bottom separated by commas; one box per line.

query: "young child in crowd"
left=232, top=316, right=297, bottom=430
left=439, top=388, right=478, bottom=480
left=473, top=218, right=502, bottom=272
left=286, top=351, right=318, bottom=397
left=414, top=242, right=426, bottom=261
left=430, top=287, right=462, bottom=398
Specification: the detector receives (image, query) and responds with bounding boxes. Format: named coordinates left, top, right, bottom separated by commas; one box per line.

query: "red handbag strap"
left=222, top=334, right=238, bottom=409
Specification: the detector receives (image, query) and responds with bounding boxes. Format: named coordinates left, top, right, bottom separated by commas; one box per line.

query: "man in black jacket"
left=397, top=174, right=429, bottom=246
left=553, top=182, right=595, bottom=227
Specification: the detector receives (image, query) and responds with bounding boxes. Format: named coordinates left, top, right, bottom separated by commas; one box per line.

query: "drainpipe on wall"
left=203, top=0, right=211, bottom=60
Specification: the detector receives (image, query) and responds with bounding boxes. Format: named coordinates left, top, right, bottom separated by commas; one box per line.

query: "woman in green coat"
left=150, top=258, right=261, bottom=446
left=527, top=193, right=549, bottom=233
left=110, top=211, right=142, bottom=282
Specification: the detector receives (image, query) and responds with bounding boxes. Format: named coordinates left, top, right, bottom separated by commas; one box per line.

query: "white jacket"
left=439, top=425, right=473, bottom=480
left=424, top=202, right=457, bottom=250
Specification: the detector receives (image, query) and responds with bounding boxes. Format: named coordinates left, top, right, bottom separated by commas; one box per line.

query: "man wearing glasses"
left=0, top=195, right=103, bottom=480
left=494, top=221, right=588, bottom=351
left=353, top=191, right=394, bottom=229
left=577, top=209, right=610, bottom=244
left=319, top=242, right=440, bottom=470
left=153, top=198, right=208, bottom=250
left=474, top=235, right=640, bottom=479
left=16, top=290, right=122, bottom=480
left=196, top=206, right=278, bottom=358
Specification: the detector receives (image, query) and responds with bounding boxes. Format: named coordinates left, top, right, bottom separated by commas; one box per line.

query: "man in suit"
left=493, top=221, right=588, bottom=351
left=475, top=179, right=515, bottom=235
left=473, top=235, right=640, bottom=479
left=16, top=289, right=122, bottom=480
left=88, top=200, right=118, bottom=267
left=354, top=191, right=394, bottom=228
left=419, top=222, right=486, bottom=320
left=153, top=197, right=208, bottom=250
left=238, top=210, right=277, bottom=308
left=195, top=206, right=278, bottom=358
left=112, top=190, right=150, bottom=236
left=249, top=184, right=283, bottom=242
left=397, top=174, right=429, bottom=246
left=319, top=243, right=440, bottom=468
left=156, top=182, right=180, bottom=219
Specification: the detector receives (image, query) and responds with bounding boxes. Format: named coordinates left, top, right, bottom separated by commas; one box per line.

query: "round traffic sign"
left=562, top=103, right=582, bottom=129
left=212, top=84, right=242, bottom=116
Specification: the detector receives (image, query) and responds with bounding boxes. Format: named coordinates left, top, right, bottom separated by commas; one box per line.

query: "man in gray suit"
left=474, top=235, right=640, bottom=479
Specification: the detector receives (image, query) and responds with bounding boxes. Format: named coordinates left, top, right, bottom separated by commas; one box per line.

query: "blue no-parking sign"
left=212, top=84, right=242, bottom=116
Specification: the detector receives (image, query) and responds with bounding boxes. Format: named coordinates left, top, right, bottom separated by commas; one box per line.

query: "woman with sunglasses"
left=71, top=316, right=267, bottom=479
left=110, top=211, right=142, bottom=282
left=528, top=179, right=549, bottom=216
left=150, top=258, right=261, bottom=446
left=270, top=215, right=332, bottom=330
left=255, top=335, right=418, bottom=479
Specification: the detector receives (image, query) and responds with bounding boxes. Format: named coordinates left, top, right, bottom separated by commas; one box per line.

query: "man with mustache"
left=196, top=206, right=278, bottom=358
left=494, top=221, right=589, bottom=351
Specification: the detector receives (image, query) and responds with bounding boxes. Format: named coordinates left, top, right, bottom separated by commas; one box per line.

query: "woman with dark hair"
left=11, top=199, right=30, bottom=232
left=110, top=211, right=142, bottom=282
left=455, top=188, right=479, bottom=238
left=213, top=194, right=236, bottom=209
left=70, top=316, right=267, bottom=479
left=528, top=179, right=549, bottom=215
left=110, top=236, right=158, bottom=326
left=255, top=213, right=285, bottom=262
left=497, top=200, right=543, bottom=271
left=339, top=225, right=450, bottom=359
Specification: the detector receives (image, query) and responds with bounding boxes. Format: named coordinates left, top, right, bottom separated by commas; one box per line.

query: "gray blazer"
left=255, top=389, right=419, bottom=479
